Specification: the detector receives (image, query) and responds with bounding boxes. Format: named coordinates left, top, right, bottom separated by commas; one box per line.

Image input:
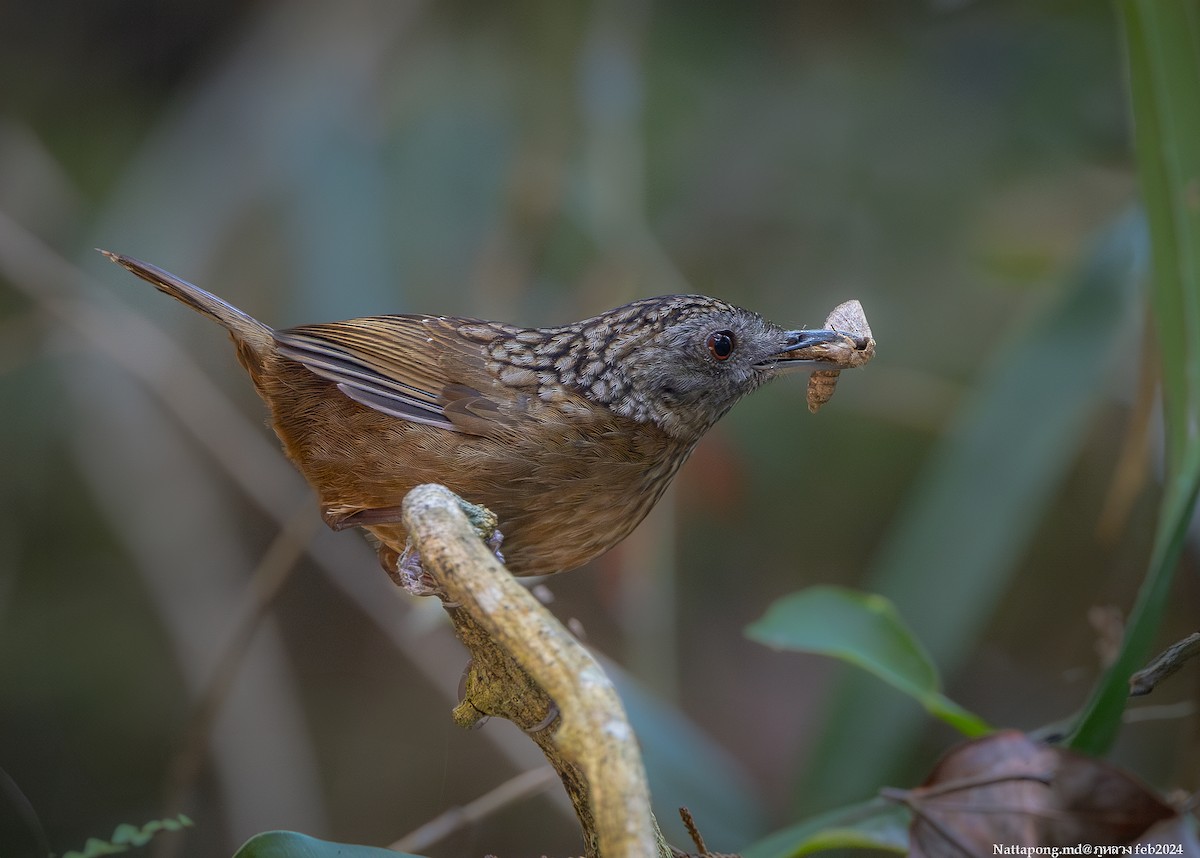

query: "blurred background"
left=1, top=0, right=1196, bottom=855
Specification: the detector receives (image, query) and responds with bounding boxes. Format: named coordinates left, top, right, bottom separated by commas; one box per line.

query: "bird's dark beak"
left=761, top=329, right=847, bottom=370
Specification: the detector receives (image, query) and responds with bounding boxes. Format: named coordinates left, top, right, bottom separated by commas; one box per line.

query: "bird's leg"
left=482, top=527, right=505, bottom=562
left=395, top=528, right=504, bottom=596
left=373, top=542, right=437, bottom=595
left=398, top=543, right=444, bottom=596
left=371, top=495, right=505, bottom=599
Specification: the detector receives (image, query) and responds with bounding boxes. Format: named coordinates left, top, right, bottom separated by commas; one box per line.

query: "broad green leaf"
left=747, top=587, right=990, bottom=737
left=233, top=831, right=424, bottom=858
left=742, top=798, right=909, bottom=858
left=1069, top=1, right=1200, bottom=753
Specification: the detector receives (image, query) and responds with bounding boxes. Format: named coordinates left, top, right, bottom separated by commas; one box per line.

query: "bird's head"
left=518, top=295, right=847, bottom=442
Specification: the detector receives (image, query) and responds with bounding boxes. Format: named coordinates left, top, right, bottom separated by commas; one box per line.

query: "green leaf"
left=1068, top=0, right=1200, bottom=755
left=232, top=831, right=426, bottom=858
left=746, top=586, right=990, bottom=737
left=741, top=798, right=909, bottom=858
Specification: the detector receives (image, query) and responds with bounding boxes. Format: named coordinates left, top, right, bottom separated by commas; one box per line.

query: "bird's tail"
left=100, top=250, right=274, bottom=356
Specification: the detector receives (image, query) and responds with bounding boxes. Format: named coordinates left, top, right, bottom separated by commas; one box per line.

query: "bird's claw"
left=395, top=544, right=445, bottom=597
left=377, top=521, right=505, bottom=601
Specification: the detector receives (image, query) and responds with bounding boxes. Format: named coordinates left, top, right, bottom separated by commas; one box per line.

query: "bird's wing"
left=274, top=315, right=517, bottom=436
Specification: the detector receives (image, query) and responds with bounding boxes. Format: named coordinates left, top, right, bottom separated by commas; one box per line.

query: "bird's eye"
left=706, top=330, right=736, bottom=361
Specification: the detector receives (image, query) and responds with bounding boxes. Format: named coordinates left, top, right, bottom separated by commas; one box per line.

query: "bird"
left=101, top=250, right=867, bottom=579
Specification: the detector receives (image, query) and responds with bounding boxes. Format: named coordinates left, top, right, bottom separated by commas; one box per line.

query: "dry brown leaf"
left=885, top=731, right=1176, bottom=857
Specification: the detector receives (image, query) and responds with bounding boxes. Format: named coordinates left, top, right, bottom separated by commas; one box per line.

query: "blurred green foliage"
left=800, top=209, right=1144, bottom=810
left=0, top=2, right=1195, bottom=857
left=1068, top=0, right=1200, bottom=757
left=62, top=815, right=193, bottom=858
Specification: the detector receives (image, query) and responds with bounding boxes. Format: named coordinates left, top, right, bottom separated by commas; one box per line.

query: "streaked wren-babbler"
left=103, top=251, right=873, bottom=579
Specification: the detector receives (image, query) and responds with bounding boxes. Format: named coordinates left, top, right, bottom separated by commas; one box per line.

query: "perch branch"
left=401, top=483, right=669, bottom=858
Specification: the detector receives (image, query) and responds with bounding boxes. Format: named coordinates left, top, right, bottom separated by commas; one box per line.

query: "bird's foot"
left=376, top=494, right=504, bottom=600
left=376, top=523, right=504, bottom=601
left=397, top=543, right=445, bottom=597
left=484, top=528, right=505, bottom=564
left=377, top=542, right=443, bottom=598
